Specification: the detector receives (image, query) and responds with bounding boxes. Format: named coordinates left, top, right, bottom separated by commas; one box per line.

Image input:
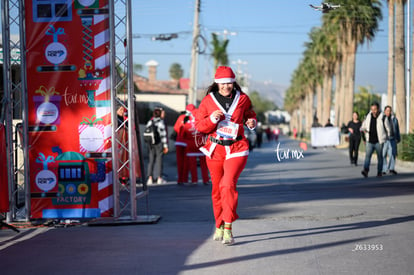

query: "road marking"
left=0, top=227, right=52, bottom=251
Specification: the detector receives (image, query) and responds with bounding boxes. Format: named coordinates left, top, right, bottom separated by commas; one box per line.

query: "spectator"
left=292, top=127, right=298, bottom=139
left=325, top=118, right=333, bottom=127
left=360, top=102, right=387, bottom=178
left=347, top=112, right=362, bottom=166
left=265, top=127, right=272, bottom=142
left=312, top=117, right=322, bottom=127
left=273, top=127, right=280, bottom=142
left=382, top=105, right=401, bottom=175
left=145, top=107, right=168, bottom=184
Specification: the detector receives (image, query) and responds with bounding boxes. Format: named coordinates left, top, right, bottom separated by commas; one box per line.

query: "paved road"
left=1, top=137, right=414, bottom=274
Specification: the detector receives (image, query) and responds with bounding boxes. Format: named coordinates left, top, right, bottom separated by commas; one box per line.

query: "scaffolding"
left=1, top=0, right=155, bottom=223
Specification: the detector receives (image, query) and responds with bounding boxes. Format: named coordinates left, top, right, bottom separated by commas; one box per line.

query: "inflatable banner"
left=25, top=0, right=113, bottom=219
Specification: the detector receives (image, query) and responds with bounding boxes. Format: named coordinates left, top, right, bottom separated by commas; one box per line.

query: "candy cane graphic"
left=76, top=4, right=113, bottom=216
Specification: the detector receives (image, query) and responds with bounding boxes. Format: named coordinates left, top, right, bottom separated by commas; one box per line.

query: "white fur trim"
left=215, top=78, right=235, bottom=84
left=226, top=150, right=249, bottom=160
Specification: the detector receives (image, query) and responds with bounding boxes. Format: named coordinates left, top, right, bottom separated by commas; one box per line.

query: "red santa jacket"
left=195, top=90, right=256, bottom=159
left=173, top=114, right=187, bottom=147
left=182, top=119, right=205, bottom=157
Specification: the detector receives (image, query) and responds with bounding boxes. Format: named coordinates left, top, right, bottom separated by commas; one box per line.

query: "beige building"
left=134, top=60, right=189, bottom=126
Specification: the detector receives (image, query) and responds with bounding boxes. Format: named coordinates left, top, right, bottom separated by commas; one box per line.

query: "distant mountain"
left=248, top=80, right=287, bottom=108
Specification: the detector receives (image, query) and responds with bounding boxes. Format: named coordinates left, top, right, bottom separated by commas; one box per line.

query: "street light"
left=214, top=29, right=237, bottom=40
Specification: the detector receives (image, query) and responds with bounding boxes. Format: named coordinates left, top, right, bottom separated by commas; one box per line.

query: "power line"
left=133, top=51, right=388, bottom=56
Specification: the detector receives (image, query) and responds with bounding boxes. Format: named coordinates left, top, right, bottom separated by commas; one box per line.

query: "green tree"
left=249, top=91, right=277, bottom=122
left=133, top=63, right=143, bottom=74
left=353, top=86, right=381, bottom=120
left=169, top=63, right=184, bottom=80
left=211, top=33, right=229, bottom=70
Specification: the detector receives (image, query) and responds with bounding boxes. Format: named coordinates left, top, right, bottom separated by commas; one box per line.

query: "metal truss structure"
left=1, top=0, right=29, bottom=222
left=1, top=0, right=151, bottom=222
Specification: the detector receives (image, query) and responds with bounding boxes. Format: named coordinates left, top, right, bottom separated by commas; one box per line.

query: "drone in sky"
left=310, top=2, right=341, bottom=13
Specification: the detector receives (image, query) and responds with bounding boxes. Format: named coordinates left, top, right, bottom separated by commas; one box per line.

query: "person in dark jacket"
left=347, top=112, right=362, bottom=166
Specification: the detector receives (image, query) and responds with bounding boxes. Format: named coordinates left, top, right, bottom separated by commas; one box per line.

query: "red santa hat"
left=214, top=66, right=236, bottom=84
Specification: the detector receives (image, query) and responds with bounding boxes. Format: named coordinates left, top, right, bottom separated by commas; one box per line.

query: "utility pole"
left=189, top=0, right=200, bottom=105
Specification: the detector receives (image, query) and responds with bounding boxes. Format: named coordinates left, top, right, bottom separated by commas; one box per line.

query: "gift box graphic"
left=33, top=86, right=61, bottom=125
left=45, top=25, right=68, bottom=66
left=78, top=62, right=104, bottom=107
left=33, top=153, right=59, bottom=195
left=79, top=115, right=105, bottom=153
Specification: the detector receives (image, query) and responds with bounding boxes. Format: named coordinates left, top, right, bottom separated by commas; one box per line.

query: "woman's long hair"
left=205, top=82, right=242, bottom=96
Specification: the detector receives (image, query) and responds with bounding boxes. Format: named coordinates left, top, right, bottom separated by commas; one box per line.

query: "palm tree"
left=304, top=28, right=324, bottom=123
left=395, top=0, right=406, bottom=133
left=387, top=0, right=395, bottom=107
left=323, top=0, right=382, bottom=126
left=211, top=33, right=229, bottom=70
left=318, top=26, right=338, bottom=125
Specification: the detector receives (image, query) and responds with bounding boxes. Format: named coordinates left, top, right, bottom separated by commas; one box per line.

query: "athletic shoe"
left=222, top=228, right=235, bottom=245
left=146, top=178, right=153, bottom=185
left=157, top=178, right=167, bottom=184
left=213, top=225, right=224, bottom=241
left=361, top=170, right=368, bottom=178
left=390, top=170, right=398, bottom=175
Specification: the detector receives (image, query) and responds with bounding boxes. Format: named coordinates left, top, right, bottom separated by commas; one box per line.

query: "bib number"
left=217, top=120, right=238, bottom=139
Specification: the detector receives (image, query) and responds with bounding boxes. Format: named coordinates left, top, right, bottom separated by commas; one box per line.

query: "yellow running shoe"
left=222, top=228, right=235, bottom=245
left=213, top=225, right=224, bottom=241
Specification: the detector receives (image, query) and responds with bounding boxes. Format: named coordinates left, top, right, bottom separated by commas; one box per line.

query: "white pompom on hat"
left=214, top=66, right=236, bottom=83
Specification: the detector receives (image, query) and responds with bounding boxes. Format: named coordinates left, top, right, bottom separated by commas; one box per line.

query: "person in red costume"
left=173, top=104, right=196, bottom=185
left=182, top=108, right=209, bottom=185
left=195, top=66, right=256, bottom=245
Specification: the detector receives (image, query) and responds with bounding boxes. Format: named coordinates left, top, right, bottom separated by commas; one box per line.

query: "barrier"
left=311, top=127, right=340, bottom=147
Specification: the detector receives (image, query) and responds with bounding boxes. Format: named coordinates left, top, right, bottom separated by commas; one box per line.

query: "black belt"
left=210, top=136, right=242, bottom=146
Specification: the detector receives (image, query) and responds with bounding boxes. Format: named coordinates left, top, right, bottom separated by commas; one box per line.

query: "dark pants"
left=147, top=143, right=164, bottom=179
left=349, top=135, right=361, bottom=164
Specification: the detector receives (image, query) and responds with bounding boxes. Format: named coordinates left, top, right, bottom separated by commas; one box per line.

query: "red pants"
left=206, top=145, right=247, bottom=228
left=186, top=155, right=209, bottom=183
left=175, top=146, right=187, bottom=183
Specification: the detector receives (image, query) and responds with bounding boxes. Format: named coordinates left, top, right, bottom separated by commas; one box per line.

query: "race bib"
left=217, top=120, right=239, bottom=139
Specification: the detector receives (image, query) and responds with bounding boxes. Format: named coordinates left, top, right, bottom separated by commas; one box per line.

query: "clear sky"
left=132, top=0, right=390, bottom=99
left=0, top=1, right=390, bottom=105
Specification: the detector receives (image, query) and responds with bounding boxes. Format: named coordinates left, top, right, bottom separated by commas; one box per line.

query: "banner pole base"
left=87, top=215, right=161, bottom=226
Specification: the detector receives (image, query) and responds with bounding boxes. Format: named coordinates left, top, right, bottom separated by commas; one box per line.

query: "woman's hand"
left=246, top=118, right=255, bottom=128
left=211, top=110, right=223, bottom=121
